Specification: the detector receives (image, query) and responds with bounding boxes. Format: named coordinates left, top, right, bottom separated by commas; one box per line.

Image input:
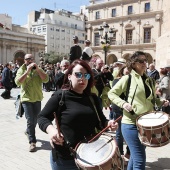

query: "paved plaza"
left=0, top=88, right=170, bottom=170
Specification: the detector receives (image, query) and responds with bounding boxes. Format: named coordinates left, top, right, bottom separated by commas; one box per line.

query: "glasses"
left=74, top=72, right=91, bottom=80
left=25, top=58, right=33, bottom=61
left=136, top=59, right=148, bottom=64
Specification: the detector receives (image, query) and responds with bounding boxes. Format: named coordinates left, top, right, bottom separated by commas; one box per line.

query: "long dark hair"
left=62, top=59, right=94, bottom=95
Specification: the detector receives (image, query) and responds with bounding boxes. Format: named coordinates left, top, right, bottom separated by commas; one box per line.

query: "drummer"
left=108, top=51, right=169, bottom=170
left=38, top=59, right=118, bottom=170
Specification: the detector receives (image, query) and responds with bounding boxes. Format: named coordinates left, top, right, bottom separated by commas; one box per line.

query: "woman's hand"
left=163, top=100, right=169, bottom=107
left=46, top=125, right=64, bottom=148
left=107, top=120, right=118, bottom=131
left=122, top=102, right=133, bottom=112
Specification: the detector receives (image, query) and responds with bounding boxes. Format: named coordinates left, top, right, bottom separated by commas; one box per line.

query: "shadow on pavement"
left=146, top=158, right=170, bottom=170
left=36, top=139, right=51, bottom=151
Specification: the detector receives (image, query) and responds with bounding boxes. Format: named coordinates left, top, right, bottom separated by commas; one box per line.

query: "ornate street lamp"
left=98, top=22, right=114, bottom=64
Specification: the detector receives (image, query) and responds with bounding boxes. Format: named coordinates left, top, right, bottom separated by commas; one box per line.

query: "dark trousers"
left=1, top=86, right=11, bottom=99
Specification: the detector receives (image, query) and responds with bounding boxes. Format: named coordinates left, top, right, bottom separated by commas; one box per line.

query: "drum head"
left=75, top=134, right=116, bottom=167
left=137, top=111, right=168, bottom=127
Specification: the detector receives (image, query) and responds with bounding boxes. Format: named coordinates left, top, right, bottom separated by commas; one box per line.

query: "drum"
left=74, top=132, right=124, bottom=170
left=136, top=111, right=170, bottom=147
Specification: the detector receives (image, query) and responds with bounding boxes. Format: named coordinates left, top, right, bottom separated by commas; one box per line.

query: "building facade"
left=27, top=8, right=87, bottom=56
left=86, top=0, right=170, bottom=68
left=0, top=14, right=45, bottom=65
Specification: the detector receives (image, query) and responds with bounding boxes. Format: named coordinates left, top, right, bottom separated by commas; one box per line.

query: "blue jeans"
left=22, top=101, right=41, bottom=144
left=122, top=124, right=146, bottom=170
left=112, top=111, right=124, bottom=155
left=50, top=151, right=79, bottom=170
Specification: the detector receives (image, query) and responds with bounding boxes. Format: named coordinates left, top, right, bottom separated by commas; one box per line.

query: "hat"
left=103, top=65, right=109, bottom=69
left=85, top=40, right=91, bottom=43
left=73, top=36, right=78, bottom=40
left=165, top=65, right=170, bottom=68
left=115, top=58, right=126, bottom=64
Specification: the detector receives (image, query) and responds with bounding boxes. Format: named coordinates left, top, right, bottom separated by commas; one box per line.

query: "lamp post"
left=98, top=22, right=114, bottom=64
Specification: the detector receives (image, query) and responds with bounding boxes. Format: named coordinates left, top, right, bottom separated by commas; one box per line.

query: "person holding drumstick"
left=38, top=59, right=118, bottom=170
left=108, top=51, right=169, bottom=170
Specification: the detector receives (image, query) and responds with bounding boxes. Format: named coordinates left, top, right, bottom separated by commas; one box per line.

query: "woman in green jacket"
left=108, top=51, right=169, bottom=170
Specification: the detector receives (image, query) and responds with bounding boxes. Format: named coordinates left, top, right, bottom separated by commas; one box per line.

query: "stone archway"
left=122, top=53, right=132, bottom=61
left=107, top=53, right=117, bottom=65
left=145, top=53, right=153, bottom=65
left=14, top=51, right=25, bottom=66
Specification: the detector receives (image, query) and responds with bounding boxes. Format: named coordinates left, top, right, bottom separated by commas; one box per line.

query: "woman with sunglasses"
left=108, top=51, right=169, bottom=170
left=38, top=59, right=118, bottom=170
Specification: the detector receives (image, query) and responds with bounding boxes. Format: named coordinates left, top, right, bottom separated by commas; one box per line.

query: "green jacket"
left=15, top=64, right=49, bottom=103
left=108, top=69, right=162, bottom=124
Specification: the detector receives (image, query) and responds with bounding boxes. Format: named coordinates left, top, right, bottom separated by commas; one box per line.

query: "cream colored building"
left=86, top=0, right=170, bottom=68
left=27, top=8, right=87, bottom=56
left=0, top=14, right=45, bottom=65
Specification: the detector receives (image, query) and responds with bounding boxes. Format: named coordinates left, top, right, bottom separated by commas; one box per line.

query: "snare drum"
left=136, top=111, right=170, bottom=147
left=75, top=132, right=124, bottom=170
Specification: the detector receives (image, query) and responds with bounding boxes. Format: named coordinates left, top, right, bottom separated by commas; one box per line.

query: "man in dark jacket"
left=69, top=36, right=82, bottom=63
left=1, top=63, right=12, bottom=99
left=147, top=63, right=160, bottom=82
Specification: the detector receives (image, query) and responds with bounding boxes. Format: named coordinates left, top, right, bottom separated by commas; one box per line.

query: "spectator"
left=147, top=63, right=160, bottom=82
left=69, top=36, right=82, bottom=63
left=15, top=54, right=49, bottom=152
left=55, top=60, right=70, bottom=90
left=156, top=67, right=170, bottom=114
left=1, top=63, right=12, bottom=99
left=81, top=40, right=94, bottom=63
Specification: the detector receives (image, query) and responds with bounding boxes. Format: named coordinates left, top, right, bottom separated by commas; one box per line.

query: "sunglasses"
left=25, top=58, right=33, bottom=61
left=136, top=59, right=147, bottom=64
left=74, top=72, right=91, bottom=80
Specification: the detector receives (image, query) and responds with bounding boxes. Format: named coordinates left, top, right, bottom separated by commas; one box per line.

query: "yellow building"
left=86, top=0, right=170, bottom=68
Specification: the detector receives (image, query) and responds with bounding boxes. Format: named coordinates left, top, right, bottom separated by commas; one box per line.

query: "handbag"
left=15, top=94, right=24, bottom=118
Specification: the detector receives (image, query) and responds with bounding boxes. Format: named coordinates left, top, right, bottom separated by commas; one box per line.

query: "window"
left=56, top=28, right=60, bottom=32
left=110, top=32, right=116, bottom=45
left=37, top=27, right=41, bottom=33
left=145, top=3, right=150, bottom=12
left=75, top=24, right=77, bottom=29
left=126, top=30, right=133, bottom=44
left=42, top=26, right=46, bottom=32
left=94, top=33, right=100, bottom=46
left=128, top=6, right=133, bottom=15
left=144, top=28, right=151, bottom=43
left=96, top=11, right=100, bottom=19
left=112, top=8, right=116, bottom=17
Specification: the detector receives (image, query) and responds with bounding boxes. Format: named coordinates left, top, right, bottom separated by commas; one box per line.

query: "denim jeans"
left=122, top=124, right=146, bottom=170
left=22, top=101, right=41, bottom=144
left=50, top=151, right=79, bottom=170
left=112, top=111, right=124, bottom=155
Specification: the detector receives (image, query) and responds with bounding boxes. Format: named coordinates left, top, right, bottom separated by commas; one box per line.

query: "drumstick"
left=95, top=136, right=115, bottom=152
left=53, top=112, right=61, bottom=137
left=88, top=116, right=122, bottom=143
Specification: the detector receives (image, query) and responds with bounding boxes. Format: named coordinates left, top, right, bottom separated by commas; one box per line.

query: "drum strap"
left=89, top=96, right=103, bottom=130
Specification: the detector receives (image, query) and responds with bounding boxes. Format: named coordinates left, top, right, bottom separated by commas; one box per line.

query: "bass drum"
left=75, top=132, right=124, bottom=170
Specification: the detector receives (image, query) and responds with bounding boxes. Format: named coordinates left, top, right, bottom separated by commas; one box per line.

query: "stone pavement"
left=0, top=88, right=170, bottom=170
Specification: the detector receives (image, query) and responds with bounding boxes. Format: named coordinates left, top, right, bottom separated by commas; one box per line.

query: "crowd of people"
left=0, top=36, right=170, bottom=170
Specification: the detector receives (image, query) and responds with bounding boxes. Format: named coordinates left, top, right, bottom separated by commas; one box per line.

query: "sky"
left=0, top=0, right=90, bottom=25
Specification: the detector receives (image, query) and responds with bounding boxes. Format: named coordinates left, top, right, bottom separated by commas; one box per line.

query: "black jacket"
left=69, top=45, right=82, bottom=63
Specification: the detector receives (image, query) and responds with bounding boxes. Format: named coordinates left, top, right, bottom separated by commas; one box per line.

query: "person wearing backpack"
left=109, top=66, right=130, bottom=164
left=108, top=51, right=169, bottom=170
